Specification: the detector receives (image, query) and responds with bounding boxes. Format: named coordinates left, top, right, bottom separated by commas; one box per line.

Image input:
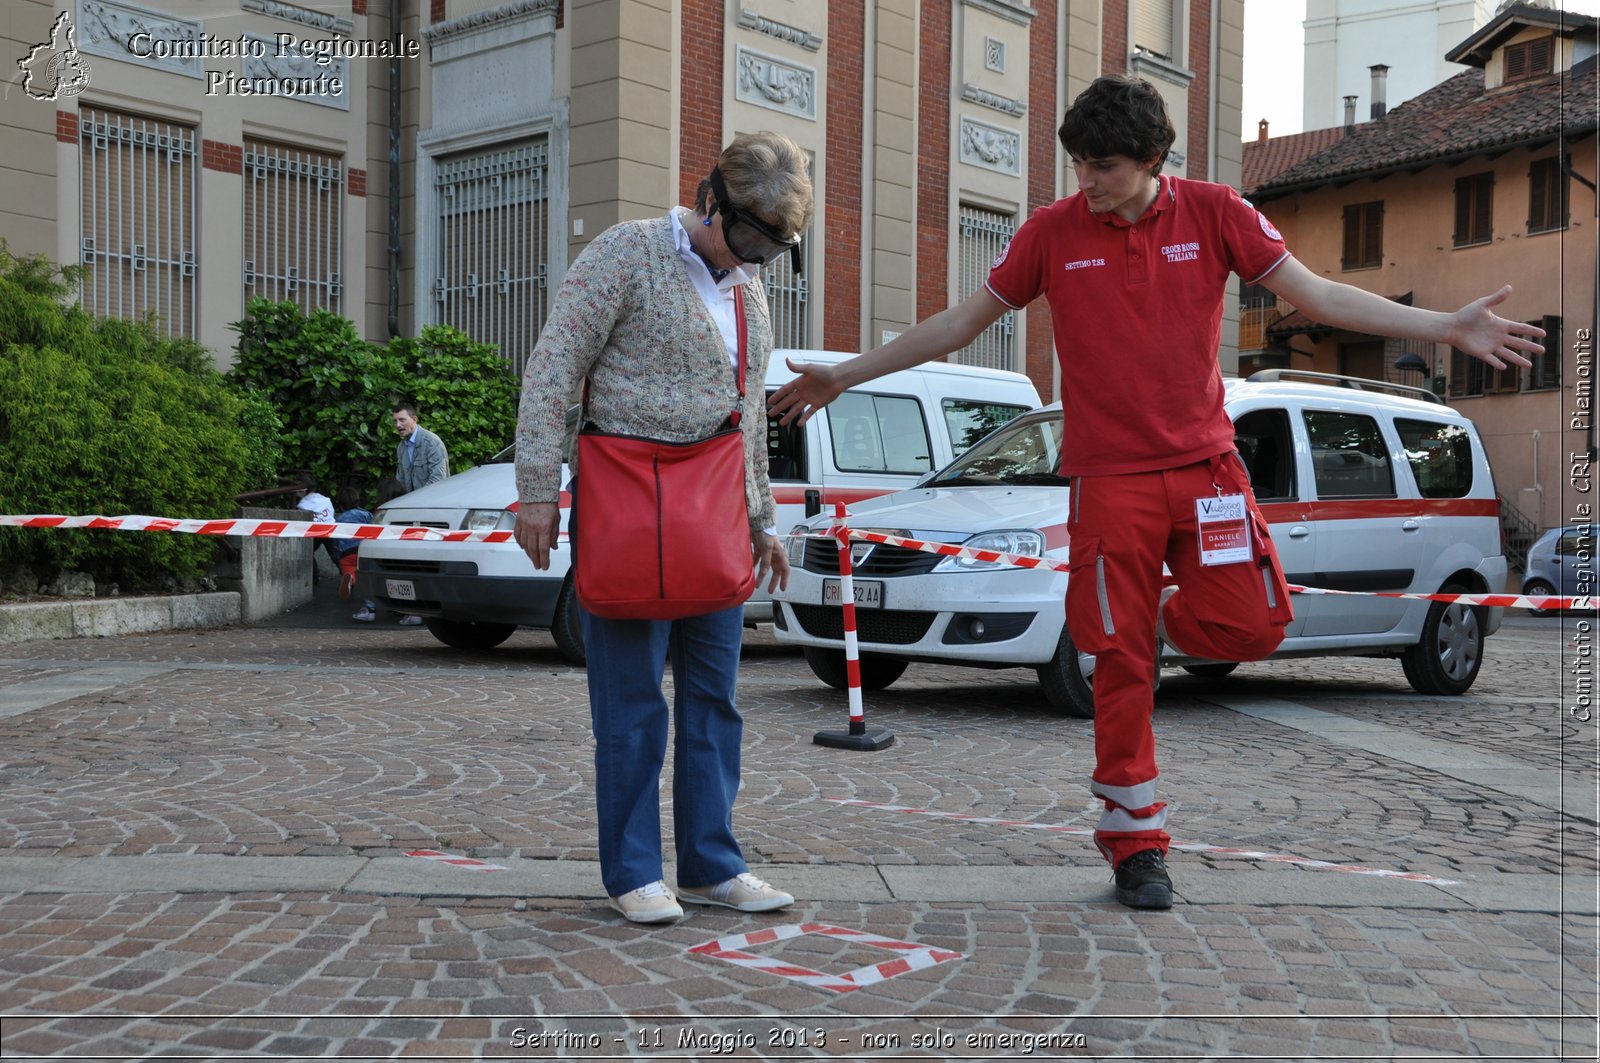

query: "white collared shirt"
left=670, top=208, right=759, bottom=368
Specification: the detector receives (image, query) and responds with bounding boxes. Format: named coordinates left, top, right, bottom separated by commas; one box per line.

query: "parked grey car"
left=1521, top=525, right=1594, bottom=600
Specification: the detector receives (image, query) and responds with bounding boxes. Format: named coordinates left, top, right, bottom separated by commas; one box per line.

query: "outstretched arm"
left=769, top=287, right=1012, bottom=425
left=1261, top=257, right=1543, bottom=370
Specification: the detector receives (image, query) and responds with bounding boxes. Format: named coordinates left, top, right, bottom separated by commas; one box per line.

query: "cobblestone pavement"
left=0, top=588, right=1595, bottom=1060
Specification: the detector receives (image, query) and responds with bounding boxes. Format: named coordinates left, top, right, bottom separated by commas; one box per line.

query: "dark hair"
left=1057, top=75, right=1175, bottom=173
left=335, top=484, right=363, bottom=512
left=374, top=477, right=408, bottom=506
left=392, top=401, right=419, bottom=418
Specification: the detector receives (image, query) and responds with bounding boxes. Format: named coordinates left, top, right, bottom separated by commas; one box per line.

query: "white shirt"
left=670, top=208, right=759, bottom=368
left=669, top=209, right=776, bottom=538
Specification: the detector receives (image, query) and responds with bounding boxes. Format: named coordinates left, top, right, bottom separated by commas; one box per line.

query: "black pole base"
left=813, top=727, right=895, bottom=751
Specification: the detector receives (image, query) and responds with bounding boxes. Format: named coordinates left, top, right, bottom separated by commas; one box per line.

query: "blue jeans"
left=582, top=603, right=749, bottom=898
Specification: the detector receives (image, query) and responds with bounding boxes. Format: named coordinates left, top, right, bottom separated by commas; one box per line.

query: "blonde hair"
left=696, top=131, right=814, bottom=237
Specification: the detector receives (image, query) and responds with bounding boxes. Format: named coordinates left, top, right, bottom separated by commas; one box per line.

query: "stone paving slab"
left=0, top=602, right=1593, bottom=1058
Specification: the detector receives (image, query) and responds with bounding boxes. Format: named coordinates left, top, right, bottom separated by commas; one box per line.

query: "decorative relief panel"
left=240, top=0, right=353, bottom=36
left=735, top=45, right=816, bottom=120
left=984, top=36, right=1006, bottom=73
left=961, top=84, right=1026, bottom=116
left=737, top=8, right=822, bottom=51
left=80, top=0, right=203, bottom=78
left=959, top=117, right=1020, bottom=175
left=243, top=32, right=349, bottom=109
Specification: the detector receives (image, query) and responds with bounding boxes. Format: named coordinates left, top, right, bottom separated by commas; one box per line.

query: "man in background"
left=393, top=401, right=449, bottom=493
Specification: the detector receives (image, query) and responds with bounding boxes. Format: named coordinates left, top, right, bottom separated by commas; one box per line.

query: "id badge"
left=1196, top=493, right=1251, bottom=566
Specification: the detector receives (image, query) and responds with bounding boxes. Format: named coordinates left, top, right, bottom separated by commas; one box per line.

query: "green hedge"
left=228, top=299, right=518, bottom=501
left=0, top=246, right=266, bottom=591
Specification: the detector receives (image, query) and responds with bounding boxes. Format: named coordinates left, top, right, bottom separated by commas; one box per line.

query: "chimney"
left=1344, top=95, right=1358, bottom=130
left=1369, top=64, right=1390, bottom=120
left=1258, top=118, right=1269, bottom=144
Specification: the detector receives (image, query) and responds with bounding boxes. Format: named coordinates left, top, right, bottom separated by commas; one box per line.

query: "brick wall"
left=1187, top=0, right=1211, bottom=178
left=916, top=0, right=950, bottom=325
left=824, top=3, right=864, bottom=352
left=678, top=0, right=725, bottom=211
left=348, top=168, right=367, bottom=197
left=202, top=139, right=242, bottom=175
left=1025, top=0, right=1060, bottom=392
left=1102, top=0, right=1127, bottom=75
left=55, top=110, right=77, bottom=144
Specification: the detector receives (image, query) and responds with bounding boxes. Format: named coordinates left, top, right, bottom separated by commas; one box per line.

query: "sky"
left=1242, top=0, right=1600, bottom=138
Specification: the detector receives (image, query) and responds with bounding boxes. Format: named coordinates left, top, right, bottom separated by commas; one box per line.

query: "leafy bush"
left=228, top=299, right=518, bottom=500
left=0, top=245, right=261, bottom=591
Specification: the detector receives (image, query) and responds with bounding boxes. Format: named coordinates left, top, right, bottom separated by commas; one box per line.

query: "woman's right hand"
left=514, top=502, right=562, bottom=570
left=768, top=358, right=845, bottom=425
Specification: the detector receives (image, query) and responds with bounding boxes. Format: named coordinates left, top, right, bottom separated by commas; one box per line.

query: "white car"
left=773, top=372, right=1508, bottom=716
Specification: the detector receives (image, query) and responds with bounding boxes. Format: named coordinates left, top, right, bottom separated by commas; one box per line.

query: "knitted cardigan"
left=515, top=213, right=777, bottom=534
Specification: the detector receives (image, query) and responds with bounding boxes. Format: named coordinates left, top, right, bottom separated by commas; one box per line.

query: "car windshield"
left=926, top=409, right=1067, bottom=485
left=489, top=405, right=581, bottom=464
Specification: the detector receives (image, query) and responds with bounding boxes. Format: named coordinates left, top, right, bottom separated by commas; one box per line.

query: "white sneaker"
left=608, top=881, right=683, bottom=923
left=679, top=872, right=793, bottom=912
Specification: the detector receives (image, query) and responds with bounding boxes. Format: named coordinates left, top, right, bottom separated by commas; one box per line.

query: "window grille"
left=763, top=237, right=809, bottom=349
left=956, top=205, right=1017, bottom=372
left=433, top=139, right=549, bottom=376
left=243, top=139, right=345, bottom=314
left=78, top=107, right=198, bottom=337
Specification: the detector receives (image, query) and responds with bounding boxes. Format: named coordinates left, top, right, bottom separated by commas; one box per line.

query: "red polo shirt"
left=986, top=175, right=1289, bottom=477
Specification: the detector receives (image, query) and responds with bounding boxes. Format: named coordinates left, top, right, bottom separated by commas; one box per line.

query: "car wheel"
left=1521, top=578, right=1557, bottom=615
left=551, top=574, right=586, bottom=666
left=801, top=646, right=909, bottom=691
left=1036, top=627, right=1095, bottom=718
left=422, top=617, right=517, bottom=651
left=1400, top=582, right=1483, bottom=695
left=1181, top=662, right=1239, bottom=678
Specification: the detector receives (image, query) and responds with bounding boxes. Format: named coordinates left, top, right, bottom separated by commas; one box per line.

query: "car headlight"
left=933, top=529, right=1044, bottom=572
left=465, top=509, right=514, bottom=532
left=373, top=507, right=390, bottom=525
left=785, top=523, right=816, bottom=567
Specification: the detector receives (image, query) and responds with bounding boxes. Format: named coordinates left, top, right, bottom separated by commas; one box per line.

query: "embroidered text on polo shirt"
left=1161, top=241, right=1200, bottom=263
left=1063, top=257, right=1107, bottom=271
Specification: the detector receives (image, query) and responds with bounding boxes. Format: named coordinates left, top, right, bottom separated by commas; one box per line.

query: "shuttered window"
left=78, top=107, right=198, bottom=337
left=1528, top=156, right=1568, bottom=234
left=1341, top=201, right=1383, bottom=270
left=1526, top=316, right=1562, bottom=391
left=1133, top=0, right=1176, bottom=61
left=1453, top=173, right=1493, bottom=247
left=1504, top=35, right=1554, bottom=84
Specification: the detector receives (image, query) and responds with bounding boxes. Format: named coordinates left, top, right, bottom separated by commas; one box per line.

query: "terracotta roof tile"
left=1253, top=62, right=1598, bottom=200
left=1242, top=127, right=1348, bottom=197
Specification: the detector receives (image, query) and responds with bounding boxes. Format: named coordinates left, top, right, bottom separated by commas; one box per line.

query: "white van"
left=773, top=371, right=1508, bottom=715
left=354, top=351, right=1040, bottom=661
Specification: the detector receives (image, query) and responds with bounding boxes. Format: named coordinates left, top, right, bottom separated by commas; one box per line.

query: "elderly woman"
left=514, top=132, right=813, bottom=923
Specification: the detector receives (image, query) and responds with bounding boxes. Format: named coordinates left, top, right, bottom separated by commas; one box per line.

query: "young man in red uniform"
left=770, top=75, right=1543, bottom=909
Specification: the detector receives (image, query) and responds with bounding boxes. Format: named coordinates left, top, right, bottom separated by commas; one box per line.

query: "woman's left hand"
left=753, top=531, right=789, bottom=594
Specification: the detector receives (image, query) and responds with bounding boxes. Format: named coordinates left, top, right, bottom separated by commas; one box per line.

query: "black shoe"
left=1114, top=848, right=1173, bottom=909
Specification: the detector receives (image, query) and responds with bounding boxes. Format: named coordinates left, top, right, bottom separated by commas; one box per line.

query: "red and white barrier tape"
left=809, top=527, right=1591, bottom=612
left=831, top=801, right=1460, bottom=884
left=0, top=513, right=523, bottom=543
left=403, top=849, right=507, bottom=872
left=1, top=512, right=1588, bottom=610
left=689, top=922, right=963, bottom=993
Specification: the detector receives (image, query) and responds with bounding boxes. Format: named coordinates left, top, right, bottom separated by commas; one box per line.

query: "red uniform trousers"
left=1065, top=453, right=1294, bottom=867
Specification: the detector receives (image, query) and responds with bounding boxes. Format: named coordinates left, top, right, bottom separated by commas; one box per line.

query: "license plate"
left=823, top=578, right=883, bottom=608
left=386, top=579, right=417, bottom=601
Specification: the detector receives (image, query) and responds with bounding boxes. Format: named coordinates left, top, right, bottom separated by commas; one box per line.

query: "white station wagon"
left=773, top=372, right=1508, bottom=716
